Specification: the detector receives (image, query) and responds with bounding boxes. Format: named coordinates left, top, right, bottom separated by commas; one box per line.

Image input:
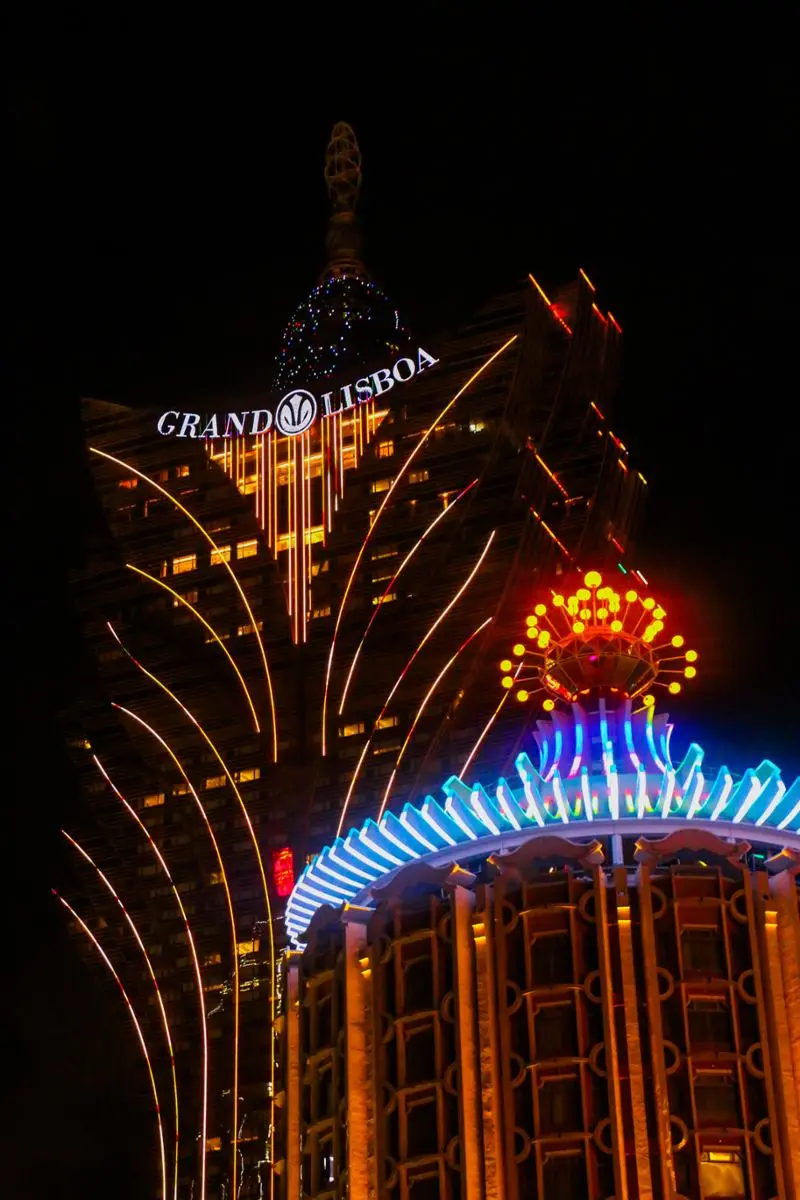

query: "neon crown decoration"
left=500, top=569, right=698, bottom=711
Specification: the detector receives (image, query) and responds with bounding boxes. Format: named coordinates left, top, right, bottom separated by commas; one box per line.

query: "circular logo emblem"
left=275, top=389, right=318, bottom=436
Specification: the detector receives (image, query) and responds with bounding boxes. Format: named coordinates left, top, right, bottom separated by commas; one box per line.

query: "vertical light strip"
left=108, top=635, right=277, bottom=1196
left=378, top=618, right=492, bottom=820
left=112, top=701, right=240, bottom=1193
left=321, top=335, right=518, bottom=755
left=336, top=532, right=496, bottom=837
left=126, top=564, right=260, bottom=733
left=63, top=831, right=181, bottom=1200
left=89, top=448, right=277, bottom=761
left=93, top=754, right=209, bottom=1200
left=56, top=891, right=168, bottom=1200
left=338, top=478, right=480, bottom=715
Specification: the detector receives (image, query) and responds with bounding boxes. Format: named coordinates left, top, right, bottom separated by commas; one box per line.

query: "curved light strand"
left=378, top=617, right=492, bottom=820
left=56, top=891, right=168, bottom=1200
left=63, top=831, right=181, bottom=1200
left=111, top=700, right=240, bottom=1192
left=321, top=335, right=518, bottom=754
left=93, top=754, right=209, bottom=1200
left=108, top=631, right=277, bottom=1194
left=336, top=532, right=495, bottom=837
left=338, top=478, right=479, bottom=716
left=126, top=563, right=260, bottom=733
left=89, top=448, right=278, bottom=761
left=459, top=658, right=523, bottom=782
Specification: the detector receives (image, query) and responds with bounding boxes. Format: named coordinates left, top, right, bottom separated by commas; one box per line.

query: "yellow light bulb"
left=668, top=681, right=681, bottom=694
left=685, top=649, right=698, bottom=662
left=652, top=620, right=664, bottom=633
left=653, top=606, right=665, bottom=620
left=643, top=694, right=655, bottom=707
left=552, top=594, right=564, bottom=607
left=537, top=631, right=551, bottom=648
left=625, top=589, right=638, bottom=602
left=543, top=698, right=555, bottom=712
left=643, top=597, right=655, bottom=610
left=597, top=607, right=608, bottom=619
left=608, top=598, right=620, bottom=613
left=513, top=643, right=525, bottom=656
left=577, top=588, right=590, bottom=601
left=500, top=659, right=512, bottom=672
left=671, top=634, right=684, bottom=648
left=527, top=627, right=539, bottom=640
left=502, top=676, right=513, bottom=690
left=610, top=619, right=623, bottom=632
left=572, top=620, right=585, bottom=634
left=534, top=603, right=547, bottom=616
left=684, top=666, right=696, bottom=679
left=584, top=570, right=602, bottom=588
left=517, top=689, right=529, bottom=702
left=526, top=613, right=538, bottom=626
left=580, top=607, right=591, bottom=620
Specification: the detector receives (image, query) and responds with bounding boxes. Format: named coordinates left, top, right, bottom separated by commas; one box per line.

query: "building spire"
left=323, top=121, right=365, bottom=277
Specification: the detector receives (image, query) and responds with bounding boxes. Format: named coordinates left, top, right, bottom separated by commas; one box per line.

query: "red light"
left=272, top=847, right=295, bottom=898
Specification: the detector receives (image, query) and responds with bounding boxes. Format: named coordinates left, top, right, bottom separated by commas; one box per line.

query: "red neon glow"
left=271, top=847, right=295, bottom=898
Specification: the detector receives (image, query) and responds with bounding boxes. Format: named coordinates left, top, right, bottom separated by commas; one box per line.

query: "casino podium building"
left=59, top=123, right=798, bottom=1199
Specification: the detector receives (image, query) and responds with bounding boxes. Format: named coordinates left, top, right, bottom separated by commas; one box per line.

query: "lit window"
left=307, top=526, right=325, bottom=545
left=204, top=952, right=221, bottom=966
left=237, top=539, right=258, bottom=559
left=373, top=739, right=401, bottom=755
left=339, top=722, right=365, bottom=737
left=206, top=1137, right=222, bottom=1153
left=234, top=767, right=261, bottom=782
left=439, top=490, right=456, bottom=509
left=118, top=478, right=138, bottom=490
left=205, top=775, right=226, bottom=790
left=143, top=792, right=166, bottom=808
left=210, top=545, right=231, bottom=565
left=372, top=592, right=397, bottom=605
left=208, top=872, right=222, bottom=885
left=377, top=440, right=394, bottom=458
left=469, top=421, right=486, bottom=434
left=272, top=847, right=295, bottom=898
left=172, top=554, right=197, bottom=575
left=241, top=478, right=258, bottom=495
left=375, top=715, right=399, bottom=730
left=174, top=589, right=199, bottom=608
left=172, top=781, right=191, bottom=796
left=372, top=572, right=393, bottom=584
left=236, top=621, right=264, bottom=636
left=176, top=465, right=190, bottom=478
left=312, top=605, right=331, bottom=619
left=311, top=559, right=330, bottom=576
left=371, top=546, right=397, bottom=561
left=238, top=938, right=260, bottom=955
left=370, top=478, right=392, bottom=494
left=408, top=469, right=429, bottom=485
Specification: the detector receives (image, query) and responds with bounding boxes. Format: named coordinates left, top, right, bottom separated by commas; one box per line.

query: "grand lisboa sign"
left=156, top=348, right=439, bottom=440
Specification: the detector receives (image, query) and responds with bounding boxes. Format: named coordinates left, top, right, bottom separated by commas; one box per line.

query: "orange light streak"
left=336, top=531, right=496, bottom=836
left=93, top=754, right=209, bottom=1200
left=591, top=302, right=608, bottom=325
left=459, top=659, right=522, bottom=781
left=579, top=268, right=597, bottom=292
left=126, top=563, right=260, bottom=733
left=337, top=478, right=479, bottom=716
left=108, top=636, right=277, bottom=1194
left=64, top=831, right=181, bottom=1200
left=56, top=891, right=167, bottom=1200
left=529, top=507, right=573, bottom=561
left=89, top=448, right=278, bottom=761
left=111, top=700, right=240, bottom=1192
left=321, top=336, right=518, bottom=755
left=377, top=617, right=492, bottom=820
left=590, top=400, right=606, bottom=421
left=528, top=273, right=552, bottom=306
left=607, top=311, right=623, bottom=333
left=533, top=452, right=569, bottom=498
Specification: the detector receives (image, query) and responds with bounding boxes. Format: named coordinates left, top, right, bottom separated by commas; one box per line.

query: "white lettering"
left=157, top=411, right=179, bottom=435
left=355, top=377, right=374, bottom=403
left=200, top=415, right=220, bottom=439
left=392, top=357, right=416, bottom=383
left=250, top=410, right=273, bottom=435
left=417, top=348, right=439, bottom=372
left=223, top=412, right=249, bottom=437
left=178, top=413, right=201, bottom=438
left=370, top=367, right=395, bottom=397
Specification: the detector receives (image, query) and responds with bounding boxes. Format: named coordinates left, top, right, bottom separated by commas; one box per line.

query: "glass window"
left=172, top=554, right=197, bottom=575
left=408, top=469, right=429, bottom=485
left=237, top=539, right=258, bottom=559
left=234, top=767, right=261, bottom=782
left=312, top=606, right=331, bottom=619
left=370, top=478, right=392, bottom=494
left=340, top=723, right=365, bottom=737
left=237, top=938, right=260, bottom=955
left=173, top=589, right=199, bottom=607
left=143, top=792, right=166, bottom=808
left=371, top=546, right=397, bottom=560
left=176, top=464, right=190, bottom=478
left=118, top=478, right=138, bottom=489
left=210, top=545, right=231, bottom=565
left=205, top=775, right=226, bottom=790
left=372, top=592, right=397, bottom=605
left=203, top=952, right=221, bottom=966
left=377, top=440, right=394, bottom=458
left=172, top=781, right=191, bottom=796
left=375, top=715, right=399, bottom=729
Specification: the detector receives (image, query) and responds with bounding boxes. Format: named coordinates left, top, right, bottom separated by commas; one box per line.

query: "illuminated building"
left=61, top=122, right=651, bottom=1198
left=278, top=571, right=800, bottom=1200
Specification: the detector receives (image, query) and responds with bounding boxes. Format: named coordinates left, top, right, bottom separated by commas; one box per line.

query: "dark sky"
left=9, top=22, right=798, bottom=1197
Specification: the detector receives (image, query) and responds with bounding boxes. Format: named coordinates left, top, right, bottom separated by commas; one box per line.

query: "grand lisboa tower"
left=276, top=570, right=800, bottom=1200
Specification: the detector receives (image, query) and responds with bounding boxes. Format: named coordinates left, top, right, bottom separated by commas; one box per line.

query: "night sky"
left=9, top=24, right=797, bottom=1196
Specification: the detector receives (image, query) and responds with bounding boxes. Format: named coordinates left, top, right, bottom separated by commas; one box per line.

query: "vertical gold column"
left=283, top=952, right=302, bottom=1200
left=594, top=867, right=629, bottom=1200
left=343, top=910, right=377, bottom=1200
left=638, top=867, right=678, bottom=1198
left=471, top=896, right=507, bottom=1200
left=772, top=870, right=800, bottom=1116
left=756, top=870, right=800, bottom=1196
left=614, top=868, right=654, bottom=1200
left=450, top=885, right=484, bottom=1200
